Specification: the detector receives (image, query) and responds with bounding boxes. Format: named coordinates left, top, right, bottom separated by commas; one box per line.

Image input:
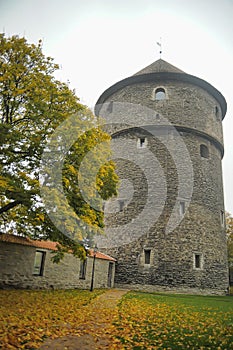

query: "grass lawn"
left=114, top=291, right=233, bottom=349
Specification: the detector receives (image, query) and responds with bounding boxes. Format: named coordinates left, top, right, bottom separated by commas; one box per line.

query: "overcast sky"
left=1, top=0, right=233, bottom=213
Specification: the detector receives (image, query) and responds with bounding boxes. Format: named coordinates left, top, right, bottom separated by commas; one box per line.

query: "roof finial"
left=156, top=37, right=162, bottom=58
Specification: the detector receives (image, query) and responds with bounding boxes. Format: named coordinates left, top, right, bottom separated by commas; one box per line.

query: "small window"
left=144, top=249, right=151, bottom=265
left=220, top=210, right=225, bottom=227
left=140, top=138, right=145, bottom=147
left=79, top=259, right=87, bottom=279
left=155, top=88, right=166, bottom=100
left=179, top=201, right=185, bottom=215
left=137, top=137, right=147, bottom=148
left=119, top=200, right=125, bottom=212
left=195, top=254, right=201, bottom=268
left=193, top=253, right=203, bottom=269
left=215, top=106, right=220, bottom=120
left=200, top=144, right=209, bottom=159
left=33, top=251, right=46, bottom=276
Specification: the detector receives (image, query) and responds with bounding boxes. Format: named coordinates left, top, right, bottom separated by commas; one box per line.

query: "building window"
left=33, top=251, right=46, bottom=276
left=215, top=106, right=220, bottom=120
left=107, top=262, right=114, bottom=287
left=155, top=87, right=166, bottom=100
left=193, top=253, right=203, bottom=269
left=200, top=144, right=209, bottom=159
left=119, top=200, right=125, bottom=212
left=144, top=249, right=151, bottom=265
left=137, top=137, right=147, bottom=148
left=79, top=259, right=87, bottom=279
left=179, top=201, right=185, bottom=215
left=220, top=210, right=225, bottom=227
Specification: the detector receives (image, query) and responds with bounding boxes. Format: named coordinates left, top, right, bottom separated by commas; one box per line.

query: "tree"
left=226, top=212, right=233, bottom=269
left=0, top=34, right=118, bottom=258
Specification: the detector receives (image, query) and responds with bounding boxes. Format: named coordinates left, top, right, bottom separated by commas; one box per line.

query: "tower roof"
left=134, top=58, right=185, bottom=75
left=95, top=59, right=227, bottom=118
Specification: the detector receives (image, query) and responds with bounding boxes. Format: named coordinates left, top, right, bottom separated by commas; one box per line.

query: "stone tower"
left=95, top=59, right=229, bottom=294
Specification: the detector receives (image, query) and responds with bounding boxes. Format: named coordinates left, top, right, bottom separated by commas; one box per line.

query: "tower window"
left=144, top=249, right=151, bottom=265
left=155, top=87, right=166, bottom=100
left=215, top=106, right=220, bottom=120
left=200, top=144, right=209, bottom=159
left=179, top=201, right=185, bottom=215
left=119, top=200, right=125, bottom=212
left=137, top=137, right=147, bottom=148
left=220, top=210, right=225, bottom=227
left=195, top=254, right=201, bottom=269
left=140, top=138, right=145, bottom=147
left=193, top=253, right=203, bottom=269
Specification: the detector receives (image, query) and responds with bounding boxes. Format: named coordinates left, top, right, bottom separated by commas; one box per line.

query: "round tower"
left=95, top=59, right=229, bottom=294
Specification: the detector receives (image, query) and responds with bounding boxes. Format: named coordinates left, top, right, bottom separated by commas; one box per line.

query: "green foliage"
left=0, top=34, right=118, bottom=255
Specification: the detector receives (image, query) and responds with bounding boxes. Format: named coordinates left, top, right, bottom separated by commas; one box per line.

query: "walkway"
left=39, top=289, right=128, bottom=350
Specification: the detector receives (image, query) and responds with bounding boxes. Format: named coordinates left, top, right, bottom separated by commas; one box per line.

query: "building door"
left=107, top=262, right=114, bottom=287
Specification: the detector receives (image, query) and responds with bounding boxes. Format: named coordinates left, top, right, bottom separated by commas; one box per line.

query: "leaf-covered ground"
left=0, top=289, right=103, bottom=349
left=113, top=292, right=233, bottom=349
left=0, top=289, right=233, bottom=349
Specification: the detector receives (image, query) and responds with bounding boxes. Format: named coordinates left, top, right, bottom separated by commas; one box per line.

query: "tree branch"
left=0, top=200, right=22, bottom=214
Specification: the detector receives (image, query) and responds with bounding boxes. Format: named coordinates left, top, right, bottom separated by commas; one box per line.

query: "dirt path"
left=39, top=289, right=128, bottom=350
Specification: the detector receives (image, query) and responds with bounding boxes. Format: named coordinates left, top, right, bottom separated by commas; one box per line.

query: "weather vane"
left=156, top=38, right=162, bottom=58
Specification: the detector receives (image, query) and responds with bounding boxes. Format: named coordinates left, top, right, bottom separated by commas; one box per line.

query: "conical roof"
left=134, top=58, right=185, bottom=75
left=95, top=59, right=227, bottom=118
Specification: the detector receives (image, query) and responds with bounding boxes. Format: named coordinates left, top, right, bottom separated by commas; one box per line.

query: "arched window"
left=200, top=144, right=209, bottom=159
left=155, top=87, right=166, bottom=100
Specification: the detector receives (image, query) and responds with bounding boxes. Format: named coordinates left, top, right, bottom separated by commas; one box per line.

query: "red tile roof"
left=0, top=234, right=58, bottom=250
left=0, top=234, right=116, bottom=262
left=89, top=249, right=116, bottom=262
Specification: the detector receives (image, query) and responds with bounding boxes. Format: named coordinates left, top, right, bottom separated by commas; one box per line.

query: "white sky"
left=1, top=0, right=233, bottom=213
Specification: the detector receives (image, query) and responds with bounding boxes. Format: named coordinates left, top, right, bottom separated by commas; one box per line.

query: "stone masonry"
left=95, top=59, right=229, bottom=295
left=0, top=235, right=115, bottom=290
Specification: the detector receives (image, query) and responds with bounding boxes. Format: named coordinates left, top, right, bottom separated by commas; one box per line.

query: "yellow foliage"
left=0, top=177, right=14, bottom=191
left=36, top=213, right=44, bottom=222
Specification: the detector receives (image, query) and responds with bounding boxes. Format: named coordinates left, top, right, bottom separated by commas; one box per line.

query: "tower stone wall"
left=95, top=59, right=229, bottom=294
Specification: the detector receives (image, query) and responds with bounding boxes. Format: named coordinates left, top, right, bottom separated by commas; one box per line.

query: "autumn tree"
left=0, top=34, right=118, bottom=257
left=226, top=212, right=233, bottom=270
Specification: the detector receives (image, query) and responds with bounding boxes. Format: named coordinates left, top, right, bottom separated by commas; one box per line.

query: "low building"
left=0, top=234, right=115, bottom=290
